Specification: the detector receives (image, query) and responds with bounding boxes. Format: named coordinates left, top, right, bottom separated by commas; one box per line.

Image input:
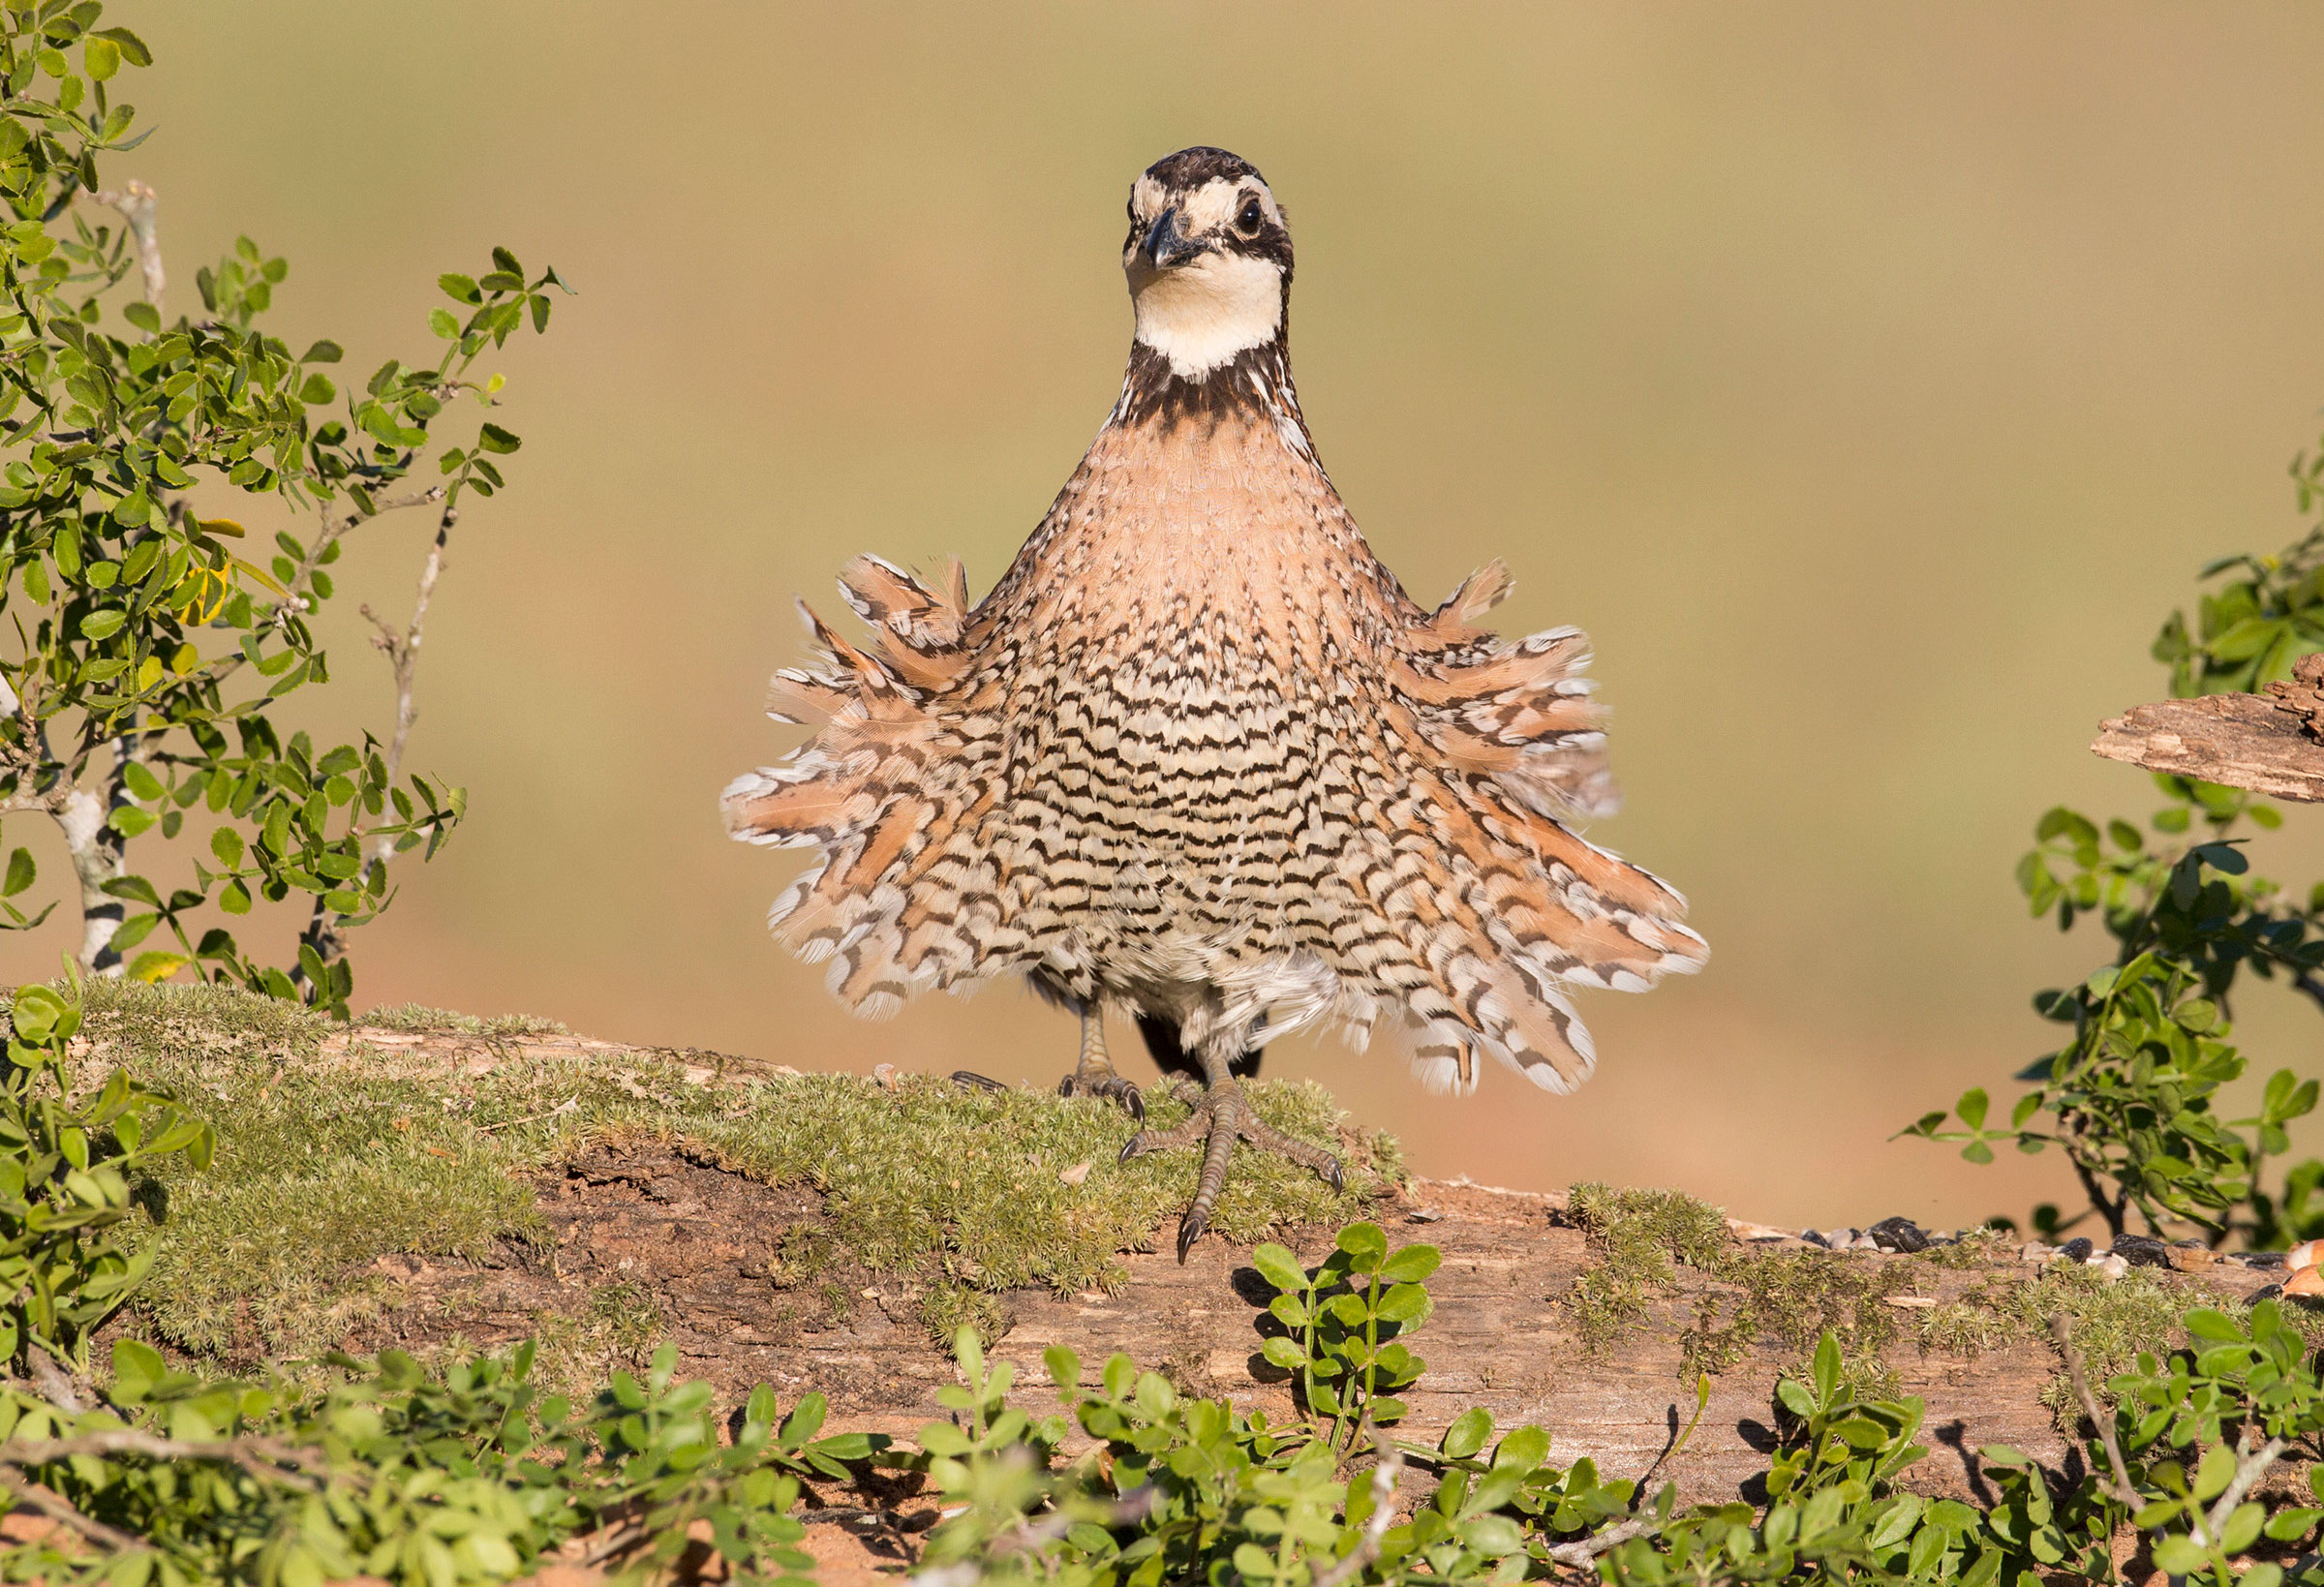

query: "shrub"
left=0, top=1, right=566, bottom=1014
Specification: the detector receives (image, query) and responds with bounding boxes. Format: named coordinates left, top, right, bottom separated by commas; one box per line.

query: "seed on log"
left=2059, top=1237, right=2095, bottom=1262
left=2109, top=1235, right=2171, bottom=1268
left=1869, top=1217, right=1929, bottom=1253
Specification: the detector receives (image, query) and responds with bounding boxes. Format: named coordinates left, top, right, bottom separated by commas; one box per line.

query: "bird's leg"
left=1118, top=1038, right=1343, bottom=1262
left=1056, top=1002, right=1145, bottom=1120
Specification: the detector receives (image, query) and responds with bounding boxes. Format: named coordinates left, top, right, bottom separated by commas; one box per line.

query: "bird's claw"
left=1058, top=1071, right=1146, bottom=1121
left=1118, top=1083, right=1345, bottom=1262
left=1176, top=1207, right=1208, bottom=1263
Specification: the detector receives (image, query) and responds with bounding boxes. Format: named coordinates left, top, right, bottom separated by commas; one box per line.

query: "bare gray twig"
left=0, top=1429, right=321, bottom=1491
left=360, top=503, right=455, bottom=871
left=293, top=500, right=458, bottom=991
left=86, top=179, right=162, bottom=313
left=1545, top=1516, right=1653, bottom=1570
left=2193, top=1423, right=2287, bottom=1550
left=1312, top=1431, right=1404, bottom=1587
left=2050, top=1314, right=2140, bottom=1511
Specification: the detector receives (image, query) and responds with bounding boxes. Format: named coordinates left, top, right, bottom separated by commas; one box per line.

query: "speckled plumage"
left=725, top=148, right=1704, bottom=1239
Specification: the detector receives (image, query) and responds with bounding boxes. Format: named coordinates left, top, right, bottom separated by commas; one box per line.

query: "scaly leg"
left=1055, top=1003, right=1145, bottom=1120
left=1118, top=1037, right=1343, bottom=1262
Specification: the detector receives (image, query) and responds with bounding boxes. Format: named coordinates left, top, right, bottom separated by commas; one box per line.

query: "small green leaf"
left=1378, top=1243, right=1442, bottom=1284
left=1250, top=1243, right=1307, bottom=1294
left=1260, top=1337, right=1307, bottom=1372
left=1441, top=1406, right=1491, bottom=1460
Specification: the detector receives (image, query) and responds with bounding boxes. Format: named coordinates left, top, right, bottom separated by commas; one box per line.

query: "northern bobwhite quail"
left=724, top=146, right=1706, bottom=1258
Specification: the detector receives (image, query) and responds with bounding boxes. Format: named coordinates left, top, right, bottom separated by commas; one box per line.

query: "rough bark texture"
left=2092, top=665, right=2324, bottom=801
left=294, top=1021, right=2287, bottom=1510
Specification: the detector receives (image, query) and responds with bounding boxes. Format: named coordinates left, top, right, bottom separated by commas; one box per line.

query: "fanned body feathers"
left=725, top=147, right=1704, bottom=1101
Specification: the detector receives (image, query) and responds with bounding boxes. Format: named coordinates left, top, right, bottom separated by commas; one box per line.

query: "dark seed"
left=1869, top=1217, right=1929, bottom=1254
left=2110, top=1235, right=2171, bottom=1268
left=2060, top=1237, right=2095, bottom=1262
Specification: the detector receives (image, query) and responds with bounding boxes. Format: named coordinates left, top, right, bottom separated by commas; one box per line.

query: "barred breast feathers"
left=724, top=443, right=1704, bottom=1096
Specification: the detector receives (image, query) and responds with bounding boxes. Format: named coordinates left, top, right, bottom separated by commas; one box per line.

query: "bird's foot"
left=1057, top=1067, right=1145, bottom=1120
left=1118, top=1082, right=1344, bottom=1262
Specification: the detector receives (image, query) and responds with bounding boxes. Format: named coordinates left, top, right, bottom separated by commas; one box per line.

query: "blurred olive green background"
left=13, top=3, right=2324, bottom=1231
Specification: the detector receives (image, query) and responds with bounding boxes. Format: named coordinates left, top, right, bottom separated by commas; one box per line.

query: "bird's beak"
left=1139, top=207, right=1206, bottom=271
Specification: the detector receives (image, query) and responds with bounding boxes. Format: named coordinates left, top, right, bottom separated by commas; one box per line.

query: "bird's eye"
left=1237, top=199, right=1265, bottom=234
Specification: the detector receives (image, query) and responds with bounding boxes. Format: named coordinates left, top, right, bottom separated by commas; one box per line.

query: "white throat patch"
left=1131, top=251, right=1284, bottom=379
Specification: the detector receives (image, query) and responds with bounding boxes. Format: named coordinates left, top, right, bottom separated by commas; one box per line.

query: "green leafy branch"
left=0, top=1, right=569, bottom=1016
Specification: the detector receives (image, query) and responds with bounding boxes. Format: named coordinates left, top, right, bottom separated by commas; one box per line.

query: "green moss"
left=1907, top=1259, right=2273, bottom=1431
left=355, top=1003, right=571, bottom=1038
left=1680, top=1248, right=1911, bottom=1380
left=71, top=983, right=1392, bottom=1378
left=1562, top=1182, right=1732, bottom=1357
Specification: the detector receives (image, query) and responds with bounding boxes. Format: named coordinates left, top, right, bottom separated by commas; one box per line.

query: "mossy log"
left=73, top=986, right=2288, bottom=1511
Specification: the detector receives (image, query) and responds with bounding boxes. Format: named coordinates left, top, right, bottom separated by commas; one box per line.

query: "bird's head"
left=1123, top=146, right=1293, bottom=380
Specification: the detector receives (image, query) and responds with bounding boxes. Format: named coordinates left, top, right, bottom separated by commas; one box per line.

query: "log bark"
left=280, top=1024, right=2289, bottom=1511
left=2091, top=657, right=2324, bottom=801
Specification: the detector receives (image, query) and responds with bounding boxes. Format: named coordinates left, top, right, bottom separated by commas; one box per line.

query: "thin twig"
left=2050, top=1314, right=2140, bottom=1511
left=1545, top=1516, right=1654, bottom=1569
left=25, top=1354, right=82, bottom=1415
left=293, top=501, right=457, bottom=990
left=1312, top=1432, right=1403, bottom=1587
left=196, top=487, right=444, bottom=695
left=85, top=180, right=162, bottom=313
left=361, top=502, right=455, bottom=871
left=475, top=1096, right=580, bottom=1135
left=1, top=1429, right=322, bottom=1490
left=989, top=1488, right=1156, bottom=1561
left=2196, top=1424, right=2287, bottom=1549
left=0, top=1467, right=138, bottom=1552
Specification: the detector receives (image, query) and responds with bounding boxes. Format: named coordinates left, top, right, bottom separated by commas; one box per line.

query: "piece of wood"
left=2091, top=663, right=2324, bottom=802
left=234, top=1020, right=2288, bottom=1509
